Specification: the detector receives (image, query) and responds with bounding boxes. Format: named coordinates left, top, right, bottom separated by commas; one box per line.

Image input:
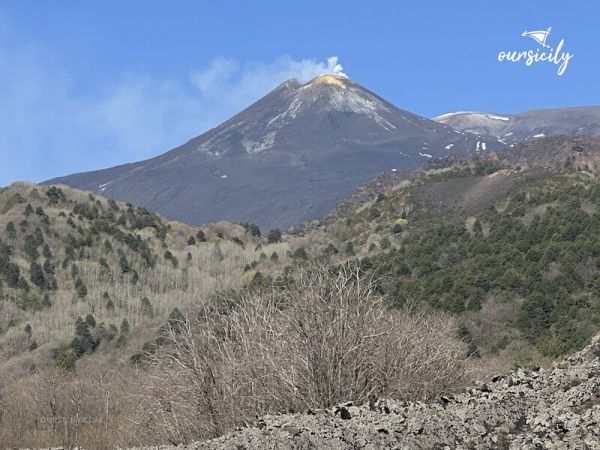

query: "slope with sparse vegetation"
left=4, top=136, right=600, bottom=449
left=0, top=182, right=295, bottom=448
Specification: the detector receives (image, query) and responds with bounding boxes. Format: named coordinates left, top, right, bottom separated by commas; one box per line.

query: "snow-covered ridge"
left=433, top=107, right=600, bottom=145
left=434, top=111, right=513, bottom=123
left=433, top=111, right=478, bottom=121
left=433, top=111, right=516, bottom=142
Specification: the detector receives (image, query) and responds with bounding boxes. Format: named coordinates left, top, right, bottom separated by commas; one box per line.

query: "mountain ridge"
left=434, top=106, right=600, bottom=146
left=45, top=75, right=498, bottom=230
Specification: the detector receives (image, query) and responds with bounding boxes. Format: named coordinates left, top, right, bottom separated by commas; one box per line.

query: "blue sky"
left=0, top=0, right=598, bottom=186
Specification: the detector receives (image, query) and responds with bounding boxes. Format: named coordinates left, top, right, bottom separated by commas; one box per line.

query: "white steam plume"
left=324, top=56, right=348, bottom=78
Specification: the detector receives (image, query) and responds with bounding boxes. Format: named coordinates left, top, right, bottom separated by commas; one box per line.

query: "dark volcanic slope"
left=47, top=75, right=498, bottom=228
left=46, top=75, right=497, bottom=230
left=435, top=106, right=600, bottom=146
left=494, top=134, right=600, bottom=171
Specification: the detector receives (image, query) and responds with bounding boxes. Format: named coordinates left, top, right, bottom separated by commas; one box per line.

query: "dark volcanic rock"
left=45, top=75, right=497, bottom=230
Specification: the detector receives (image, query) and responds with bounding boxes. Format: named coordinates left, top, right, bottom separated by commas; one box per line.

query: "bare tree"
left=135, top=263, right=468, bottom=444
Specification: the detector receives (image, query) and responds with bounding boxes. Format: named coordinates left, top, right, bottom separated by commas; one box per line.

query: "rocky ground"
left=146, top=334, right=600, bottom=449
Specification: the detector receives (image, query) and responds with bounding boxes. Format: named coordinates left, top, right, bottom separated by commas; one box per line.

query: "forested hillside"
left=0, top=183, right=290, bottom=369
left=305, top=157, right=600, bottom=364
left=0, top=182, right=464, bottom=449
left=3, top=137, right=600, bottom=449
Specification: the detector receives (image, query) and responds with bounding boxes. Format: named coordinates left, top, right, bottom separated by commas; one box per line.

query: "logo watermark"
left=39, top=415, right=103, bottom=425
left=498, top=27, right=574, bottom=76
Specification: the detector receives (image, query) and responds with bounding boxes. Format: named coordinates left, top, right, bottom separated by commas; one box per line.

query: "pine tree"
left=29, top=261, right=45, bottom=289
left=244, top=223, right=261, bottom=237
left=120, top=318, right=130, bottom=336
left=293, top=247, right=308, bottom=260
left=119, top=254, right=131, bottom=273
left=267, top=228, right=282, bottom=243
left=33, top=227, right=44, bottom=246
left=46, top=186, right=64, bottom=206
left=42, top=243, right=52, bottom=259
left=23, top=235, right=39, bottom=261
left=85, top=314, right=96, bottom=329
left=324, top=243, right=338, bottom=255
left=71, top=264, right=79, bottom=280
left=5, top=221, right=15, bottom=239
left=74, top=278, right=87, bottom=298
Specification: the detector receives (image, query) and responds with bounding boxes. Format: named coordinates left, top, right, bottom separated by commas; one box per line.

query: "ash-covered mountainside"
left=435, top=106, right=600, bottom=146
left=46, top=75, right=497, bottom=229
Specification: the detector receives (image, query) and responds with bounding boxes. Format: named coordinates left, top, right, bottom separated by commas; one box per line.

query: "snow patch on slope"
left=98, top=181, right=114, bottom=192
left=242, top=131, right=277, bottom=155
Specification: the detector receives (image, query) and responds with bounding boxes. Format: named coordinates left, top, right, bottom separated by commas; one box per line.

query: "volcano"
left=46, top=74, right=497, bottom=229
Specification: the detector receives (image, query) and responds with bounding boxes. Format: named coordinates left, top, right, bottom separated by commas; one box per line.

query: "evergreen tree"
left=244, top=223, right=261, bottom=237
left=324, top=243, right=338, bottom=255
left=119, top=254, right=131, bottom=273
left=42, top=243, right=52, bottom=259
left=85, top=313, right=97, bottom=329
left=5, top=221, right=15, bottom=239
left=120, top=318, right=130, bottom=336
left=29, top=261, right=45, bottom=289
left=380, top=238, right=391, bottom=249
left=71, top=263, right=79, bottom=280
left=46, top=186, right=64, bottom=206
left=74, top=278, right=87, bottom=298
left=33, top=227, right=44, bottom=246
left=267, top=228, right=282, bottom=243
left=293, top=247, right=308, bottom=260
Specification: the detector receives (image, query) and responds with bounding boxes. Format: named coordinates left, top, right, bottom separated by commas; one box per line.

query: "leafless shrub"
left=135, top=263, right=467, bottom=444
